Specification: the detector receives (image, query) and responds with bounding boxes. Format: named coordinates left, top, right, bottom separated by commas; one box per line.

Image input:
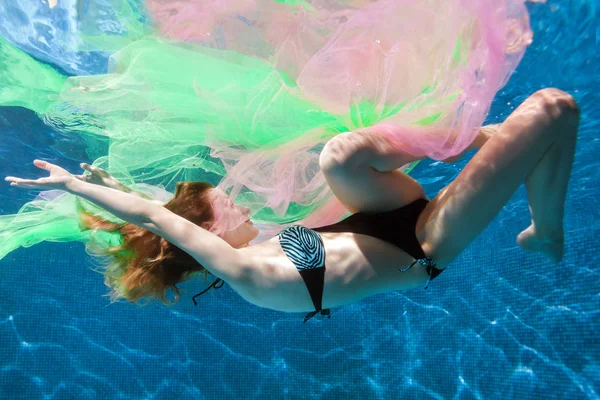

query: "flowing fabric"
left=0, top=0, right=148, bottom=75
left=0, top=0, right=532, bottom=257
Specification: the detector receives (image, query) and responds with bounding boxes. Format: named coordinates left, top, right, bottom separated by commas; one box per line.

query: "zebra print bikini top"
left=278, top=225, right=331, bottom=322
left=191, top=224, right=329, bottom=321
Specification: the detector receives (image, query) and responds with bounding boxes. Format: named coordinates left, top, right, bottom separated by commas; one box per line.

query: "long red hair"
left=79, top=182, right=214, bottom=305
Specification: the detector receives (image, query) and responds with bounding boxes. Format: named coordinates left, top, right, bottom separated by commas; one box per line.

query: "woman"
left=6, top=88, right=579, bottom=321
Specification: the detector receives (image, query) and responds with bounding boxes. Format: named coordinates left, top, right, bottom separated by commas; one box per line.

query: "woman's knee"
left=528, top=88, right=580, bottom=143
left=533, top=88, right=580, bottom=122
left=319, top=131, right=369, bottom=173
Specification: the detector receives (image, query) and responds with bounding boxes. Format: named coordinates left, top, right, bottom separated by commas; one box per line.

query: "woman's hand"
left=5, top=160, right=75, bottom=191
left=74, top=163, right=120, bottom=189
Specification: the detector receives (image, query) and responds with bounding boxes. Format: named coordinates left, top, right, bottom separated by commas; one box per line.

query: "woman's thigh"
left=319, top=131, right=427, bottom=213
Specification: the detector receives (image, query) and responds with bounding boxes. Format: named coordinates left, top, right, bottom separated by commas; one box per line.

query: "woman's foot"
left=516, top=224, right=564, bottom=263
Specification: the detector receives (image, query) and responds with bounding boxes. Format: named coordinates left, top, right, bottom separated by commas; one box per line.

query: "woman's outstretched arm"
left=68, top=179, right=249, bottom=280
left=75, top=163, right=163, bottom=204
left=6, top=160, right=248, bottom=281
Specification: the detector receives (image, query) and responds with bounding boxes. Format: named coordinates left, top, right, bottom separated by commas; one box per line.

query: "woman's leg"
left=319, top=131, right=428, bottom=213
left=417, top=88, right=580, bottom=269
left=441, top=124, right=499, bottom=164
left=319, top=118, right=500, bottom=213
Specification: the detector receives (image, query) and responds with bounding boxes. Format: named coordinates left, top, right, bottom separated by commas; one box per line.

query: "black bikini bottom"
left=280, top=199, right=444, bottom=322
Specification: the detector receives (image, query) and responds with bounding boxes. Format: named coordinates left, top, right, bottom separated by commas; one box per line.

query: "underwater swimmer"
left=6, top=89, right=579, bottom=321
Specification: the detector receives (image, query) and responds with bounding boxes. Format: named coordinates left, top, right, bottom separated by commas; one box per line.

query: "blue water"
left=0, top=1, right=598, bottom=399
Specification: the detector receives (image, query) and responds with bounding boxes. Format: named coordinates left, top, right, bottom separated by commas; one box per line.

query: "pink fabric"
left=142, top=0, right=532, bottom=235
left=144, top=0, right=531, bottom=159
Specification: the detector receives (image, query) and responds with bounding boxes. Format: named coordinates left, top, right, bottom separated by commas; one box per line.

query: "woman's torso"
left=233, top=229, right=431, bottom=312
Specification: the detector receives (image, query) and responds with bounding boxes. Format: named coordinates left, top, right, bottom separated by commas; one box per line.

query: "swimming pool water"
left=0, top=1, right=598, bottom=399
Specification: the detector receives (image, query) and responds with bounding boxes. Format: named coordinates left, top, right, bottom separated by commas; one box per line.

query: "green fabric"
left=0, top=35, right=430, bottom=258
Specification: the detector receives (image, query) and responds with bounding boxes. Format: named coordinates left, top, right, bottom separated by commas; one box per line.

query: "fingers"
left=6, top=177, right=41, bottom=184
left=80, top=163, right=99, bottom=174
left=80, top=163, right=109, bottom=178
left=6, top=159, right=71, bottom=189
left=4, top=176, right=43, bottom=188
left=5, top=160, right=48, bottom=182
left=33, top=159, right=54, bottom=170
left=4, top=176, right=25, bottom=184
